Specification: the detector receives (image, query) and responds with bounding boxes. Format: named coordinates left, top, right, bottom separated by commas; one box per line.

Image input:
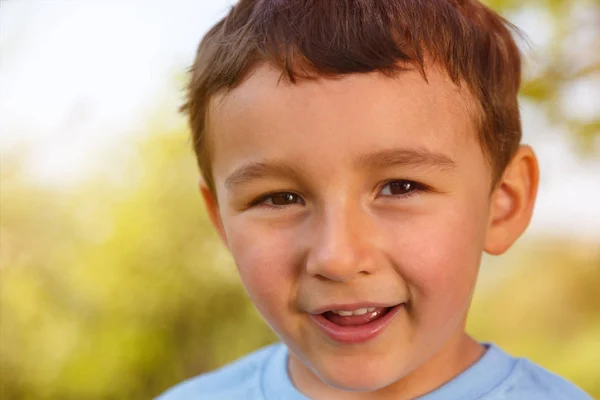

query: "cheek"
left=224, top=216, right=299, bottom=323
left=386, top=199, right=488, bottom=322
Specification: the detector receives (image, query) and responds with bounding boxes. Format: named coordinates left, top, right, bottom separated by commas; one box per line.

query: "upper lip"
left=309, top=301, right=404, bottom=315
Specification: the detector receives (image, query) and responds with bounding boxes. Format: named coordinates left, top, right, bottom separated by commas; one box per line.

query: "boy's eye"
left=379, top=180, right=423, bottom=197
left=253, top=192, right=304, bottom=207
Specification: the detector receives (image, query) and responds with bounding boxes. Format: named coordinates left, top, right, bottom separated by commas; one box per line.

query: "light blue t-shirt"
left=156, top=343, right=592, bottom=399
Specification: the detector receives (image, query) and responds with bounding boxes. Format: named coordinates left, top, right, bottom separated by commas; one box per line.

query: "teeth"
left=331, top=307, right=377, bottom=316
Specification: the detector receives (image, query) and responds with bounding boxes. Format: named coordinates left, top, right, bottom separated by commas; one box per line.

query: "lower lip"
left=309, top=304, right=404, bottom=344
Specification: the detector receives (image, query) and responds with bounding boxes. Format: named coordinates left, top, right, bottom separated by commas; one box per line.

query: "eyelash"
left=249, top=180, right=427, bottom=210
left=249, top=191, right=305, bottom=210
left=376, top=179, right=427, bottom=199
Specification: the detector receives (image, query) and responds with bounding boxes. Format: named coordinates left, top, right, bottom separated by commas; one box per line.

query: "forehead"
left=207, top=63, right=481, bottom=181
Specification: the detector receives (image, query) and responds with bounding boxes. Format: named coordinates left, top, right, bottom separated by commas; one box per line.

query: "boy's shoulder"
left=481, top=350, right=592, bottom=400
left=155, top=343, right=283, bottom=400
left=419, top=343, right=591, bottom=400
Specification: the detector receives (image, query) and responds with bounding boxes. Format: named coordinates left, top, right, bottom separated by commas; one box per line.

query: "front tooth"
left=352, top=308, right=368, bottom=315
left=336, top=310, right=353, bottom=316
left=367, top=307, right=376, bottom=312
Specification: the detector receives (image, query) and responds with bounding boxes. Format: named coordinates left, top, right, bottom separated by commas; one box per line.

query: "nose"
left=305, top=202, right=379, bottom=282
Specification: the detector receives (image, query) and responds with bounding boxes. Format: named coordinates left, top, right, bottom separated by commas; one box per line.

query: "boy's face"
left=204, top=64, right=500, bottom=393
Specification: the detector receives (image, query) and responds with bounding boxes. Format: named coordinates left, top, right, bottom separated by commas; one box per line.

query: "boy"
left=159, top=0, right=592, bottom=398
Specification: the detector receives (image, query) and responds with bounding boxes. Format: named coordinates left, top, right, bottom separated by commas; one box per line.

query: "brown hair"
left=182, top=0, right=523, bottom=194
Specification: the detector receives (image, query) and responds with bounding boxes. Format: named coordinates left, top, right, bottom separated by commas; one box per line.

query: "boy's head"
left=184, top=0, right=539, bottom=397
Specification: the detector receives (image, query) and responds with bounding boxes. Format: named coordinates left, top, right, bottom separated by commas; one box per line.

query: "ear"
left=484, top=145, right=539, bottom=255
left=199, top=180, right=230, bottom=249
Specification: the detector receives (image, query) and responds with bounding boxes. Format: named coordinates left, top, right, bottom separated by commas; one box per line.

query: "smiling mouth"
left=310, top=303, right=405, bottom=344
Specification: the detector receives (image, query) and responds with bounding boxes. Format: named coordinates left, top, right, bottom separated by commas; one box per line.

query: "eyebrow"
left=225, top=148, right=455, bottom=192
left=225, top=161, right=300, bottom=192
left=355, top=148, right=456, bottom=171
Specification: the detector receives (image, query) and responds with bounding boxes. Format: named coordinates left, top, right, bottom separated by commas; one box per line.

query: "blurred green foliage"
left=500, top=0, right=600, bottom=153
left=0, top=133, right=277, bottom=399
left=1, top=0, right=599, bottom=399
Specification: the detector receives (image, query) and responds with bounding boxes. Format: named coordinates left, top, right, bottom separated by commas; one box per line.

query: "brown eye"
left=264, top=192, right=303, bottom=206
left=379, top=180, right=421, bottom=197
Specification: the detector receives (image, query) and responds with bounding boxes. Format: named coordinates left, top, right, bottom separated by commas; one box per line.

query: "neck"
left=289, top=332, right=485, bottom=400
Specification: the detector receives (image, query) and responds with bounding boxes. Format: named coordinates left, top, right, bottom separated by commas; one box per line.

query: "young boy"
left=158, top=0, right=592, bottom=398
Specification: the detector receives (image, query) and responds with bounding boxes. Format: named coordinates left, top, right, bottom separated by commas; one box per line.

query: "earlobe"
left=484, top=145, right=539, bottom=255
left=199, top=181, right=230, bottom=249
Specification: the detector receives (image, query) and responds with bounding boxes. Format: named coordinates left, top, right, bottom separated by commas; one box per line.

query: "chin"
left=315, top=359, right=404, bottom=393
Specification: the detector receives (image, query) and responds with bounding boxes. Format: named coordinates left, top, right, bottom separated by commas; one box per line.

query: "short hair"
left=182, top=0, right=523, bottom=194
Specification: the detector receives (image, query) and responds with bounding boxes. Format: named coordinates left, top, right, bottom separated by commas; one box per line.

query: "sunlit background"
left=1, top=0, right=599, bottom=398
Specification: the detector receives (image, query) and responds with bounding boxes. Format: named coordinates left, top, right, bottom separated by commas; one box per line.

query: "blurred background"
left=0, top=0, right=599, bottom=398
